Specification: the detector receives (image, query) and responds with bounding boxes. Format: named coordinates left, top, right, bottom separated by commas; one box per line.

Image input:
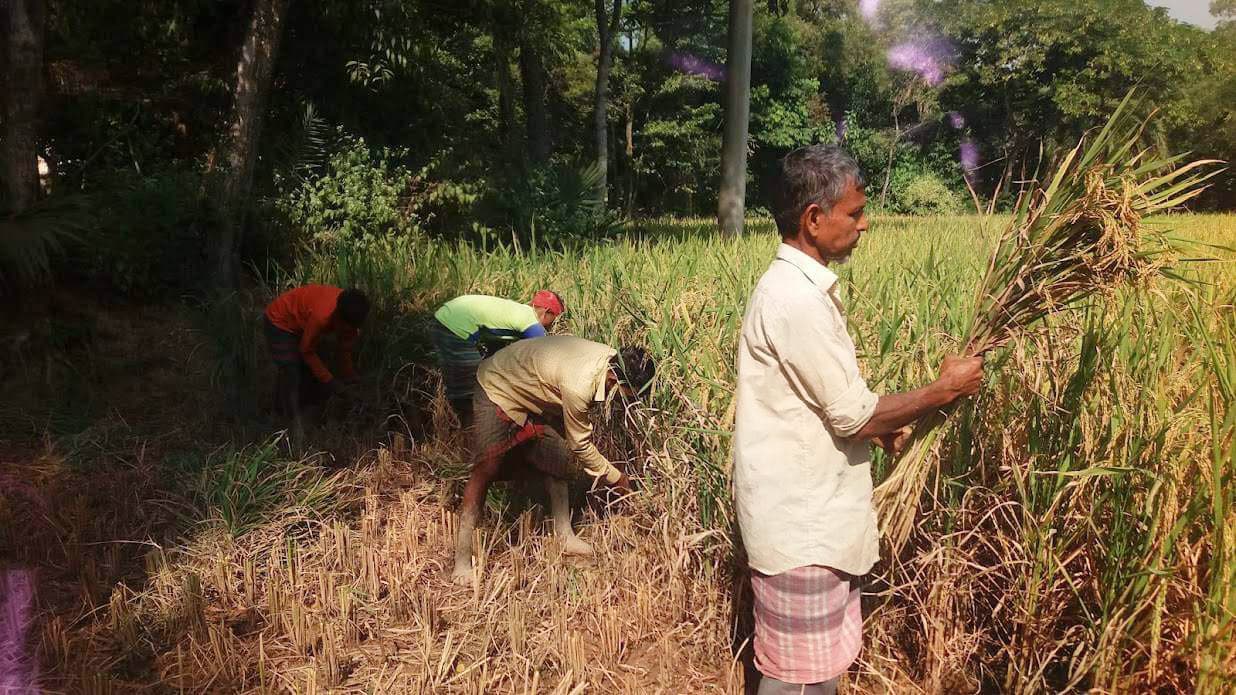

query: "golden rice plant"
left=873, top=90, right=1226, bottom=554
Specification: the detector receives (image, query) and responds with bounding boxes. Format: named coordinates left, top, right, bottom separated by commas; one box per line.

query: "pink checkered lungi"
left=751, top=565, right=863, bottom=684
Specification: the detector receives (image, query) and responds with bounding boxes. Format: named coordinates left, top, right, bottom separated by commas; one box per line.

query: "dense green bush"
left=891, top=170, right=964, bottom=215
left=275, top=138, right=423, bottom=249
left=485, top=163, right=623, bottom=244
left=272, top=137, right=483, bottom=248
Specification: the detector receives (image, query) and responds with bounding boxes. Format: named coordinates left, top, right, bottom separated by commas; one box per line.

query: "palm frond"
left=0, top=196, right=91, bottom=288
left=271, top=101, right=333, bottom=188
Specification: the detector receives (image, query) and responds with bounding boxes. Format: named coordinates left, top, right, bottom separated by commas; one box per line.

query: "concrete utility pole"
left=718, top=0, right=753, bottom=236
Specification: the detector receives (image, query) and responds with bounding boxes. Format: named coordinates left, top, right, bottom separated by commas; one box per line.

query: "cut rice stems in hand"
left=873, top=89, right=1226, bottom=557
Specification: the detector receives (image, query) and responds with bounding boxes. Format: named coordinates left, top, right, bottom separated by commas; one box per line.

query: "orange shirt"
left=265, top=284, right=358, bottom=383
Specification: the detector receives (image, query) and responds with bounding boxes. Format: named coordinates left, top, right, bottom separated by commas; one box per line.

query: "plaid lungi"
left=264, top=316, right=301, bottom=366
left=751, top=565, right=863, bottom=684
left=471, top=385, right=578, bottom=479
left=432, top=320, right=484, bottom=404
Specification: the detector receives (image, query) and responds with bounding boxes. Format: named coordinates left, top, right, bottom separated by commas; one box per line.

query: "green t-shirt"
left=433, top=295, right=544, bottom=343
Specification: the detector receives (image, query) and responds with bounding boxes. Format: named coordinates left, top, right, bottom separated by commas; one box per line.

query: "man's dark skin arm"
left=854, top=355, right=984, bottom=451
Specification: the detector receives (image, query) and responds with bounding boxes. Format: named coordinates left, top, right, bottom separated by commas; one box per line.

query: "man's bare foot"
left=451, top=564, right=474, bottom=586
left=561, top=536, right=594, bottom=557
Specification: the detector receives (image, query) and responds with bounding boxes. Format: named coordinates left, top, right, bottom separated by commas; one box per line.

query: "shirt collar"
left=776, top=243, right=839, bottom=293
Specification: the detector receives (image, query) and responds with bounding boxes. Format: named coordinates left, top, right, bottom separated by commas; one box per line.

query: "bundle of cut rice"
left=873, top=91, right=1225, bottom=555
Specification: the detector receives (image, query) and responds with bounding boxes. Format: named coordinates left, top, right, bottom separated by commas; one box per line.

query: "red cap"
left=531, top=290, right=565, bottom=316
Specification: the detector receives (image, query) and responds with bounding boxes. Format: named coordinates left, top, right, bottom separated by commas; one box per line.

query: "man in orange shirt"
left=263, top=285, right=370, bottom=430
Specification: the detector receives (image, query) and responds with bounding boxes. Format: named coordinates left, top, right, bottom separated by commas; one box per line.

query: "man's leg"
left=265, top=316, right=300, bottom=419
left=280, top=365, right=305, bottom=446
left=452, top=452, right=502, bottom=585
left=544, top=476, right=593, bottom=556
left=452, top=389, right=516, bottom=585
left=751, top=566, right=859, bottom=695
left=272, top=367, right=286, bottom=416
left=432, top=321, right=482, bottom=427
left=756, top=676, right=837, bottom=695
left=522, top=426, right=594, bottom=556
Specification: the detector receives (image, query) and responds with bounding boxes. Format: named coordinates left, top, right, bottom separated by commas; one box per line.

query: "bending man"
left=431, top=291, right=565, bottom=422
left=733, top=145, right=983, bottom=695
left=264, top=285, right=370, bottom=433
left=452, top=336, right=654, bottom=585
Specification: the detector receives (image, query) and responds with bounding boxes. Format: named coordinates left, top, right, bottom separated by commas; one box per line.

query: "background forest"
left=3, top=0, right=1235, bottom=295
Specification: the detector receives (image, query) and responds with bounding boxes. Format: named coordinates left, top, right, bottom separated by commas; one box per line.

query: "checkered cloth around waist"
left=750, top=565, right=863, bottom=684
left=432, top=319, right=484, bottom=402
left=471, top=385, right=578, bottom=480
left=263, top=316, right=301, bottom=366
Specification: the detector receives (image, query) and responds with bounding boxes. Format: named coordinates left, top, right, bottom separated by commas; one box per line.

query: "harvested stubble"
left=111, top=436, right=740, bottom=693
left=11, top=210, right=1236, bottom=693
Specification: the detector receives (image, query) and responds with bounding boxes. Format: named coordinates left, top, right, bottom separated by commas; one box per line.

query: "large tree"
left=594, top=0, right=623, bottom=204
left=519, top=42, right=551, bottom=164
left=1, top=0, right=45, bottom=213
left=718, top=0, right=753, bottom=235
left=207, top=0, right=290, bottom=290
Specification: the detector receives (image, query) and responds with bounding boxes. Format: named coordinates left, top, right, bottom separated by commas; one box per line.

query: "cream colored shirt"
left=733, top=243, right=881, bottom=576
left=477, top=335, right=623, bottom=484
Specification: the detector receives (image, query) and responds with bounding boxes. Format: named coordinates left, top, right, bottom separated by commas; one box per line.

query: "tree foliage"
left=10, top=0, right=1234, bottom=290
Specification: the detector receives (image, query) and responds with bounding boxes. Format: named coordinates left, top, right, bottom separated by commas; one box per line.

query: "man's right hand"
left=610, top=472, right=633, bottom=493
left=935, top=355, right=984, bottom=403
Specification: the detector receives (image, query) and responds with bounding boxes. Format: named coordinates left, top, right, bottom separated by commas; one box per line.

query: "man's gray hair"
left=770, top=144, right=865, bottom=238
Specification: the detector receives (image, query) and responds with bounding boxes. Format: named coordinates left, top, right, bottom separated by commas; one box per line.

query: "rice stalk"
left=874, top=90, right=1226, bottom=555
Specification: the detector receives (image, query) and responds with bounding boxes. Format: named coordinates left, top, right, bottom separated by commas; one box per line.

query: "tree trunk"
left=624, top=100, right=635, bottom=215
left=1, top=0, right=44, bottom=214
left=593, top=0, right=622, bottom=205
left=519, top=41, right=551, bottom=165
left=718, top=0, right=753, bottom=236
left=494, top=15, right=518, bottom=162
left=207, top=0, right=289, bottom=291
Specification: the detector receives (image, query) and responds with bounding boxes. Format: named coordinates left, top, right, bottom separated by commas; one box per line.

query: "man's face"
left=605, top=370, right=636, bottom=400
left=535, top=307, right=559, bottom=329
left=803, top=181, right=868, bottom=262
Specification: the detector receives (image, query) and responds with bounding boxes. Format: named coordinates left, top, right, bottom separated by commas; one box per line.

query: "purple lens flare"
left=960, top=138, right=981, bottom=183
left=666, top=51, right=725, bottom=82
left=1, top=569, right=40, bottom=694
left=886, top=37, right=953, bottom=87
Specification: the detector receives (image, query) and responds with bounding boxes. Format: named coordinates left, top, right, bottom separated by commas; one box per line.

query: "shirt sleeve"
left=337, top=326, right=359, bottom=379
left=299, top=319, right=335, bottom=383
left=766, top=296, right=878, bottom=437
left=561, top=385, right=623, bottom=484
left=520, top=323, right=547, bottom=339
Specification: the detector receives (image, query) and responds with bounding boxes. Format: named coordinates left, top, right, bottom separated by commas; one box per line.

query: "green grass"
left=280, top=212, right=1234, bottom=690
left=189, top=435, right=345, bottom=536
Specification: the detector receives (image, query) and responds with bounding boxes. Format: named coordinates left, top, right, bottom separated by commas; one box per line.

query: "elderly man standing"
left=733, top=145, right=984, bottom=694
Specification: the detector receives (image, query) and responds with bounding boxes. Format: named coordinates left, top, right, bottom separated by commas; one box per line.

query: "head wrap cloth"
left=531, top=290, right=565, bottom=316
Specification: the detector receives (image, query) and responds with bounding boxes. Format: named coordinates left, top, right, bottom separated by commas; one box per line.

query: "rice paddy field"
left=3, top=213, right=1234, bottom=693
